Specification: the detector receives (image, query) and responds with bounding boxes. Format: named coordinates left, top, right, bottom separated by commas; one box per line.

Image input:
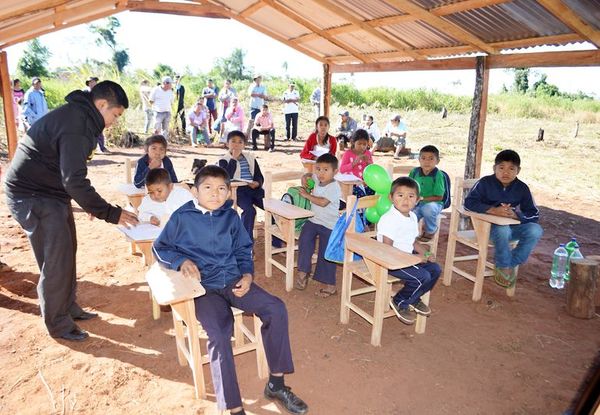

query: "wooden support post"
left=586, top=255, right=600, bottom=307
left=566, top=258, right=598, bottom=319
left=537, top=128, right=544, bottom=142
left=321, top=63, right=331, bottom=118
left=0, top=51, right=18, bottom=159
left=464, top=56, right=489, bottom=180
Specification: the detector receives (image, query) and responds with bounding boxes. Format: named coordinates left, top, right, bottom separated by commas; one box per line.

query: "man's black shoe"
left=73, top=311, right=98, bottom=321
left=59, top=327, right=89, bottom=341
left=264, top=384, right=308, bottom=414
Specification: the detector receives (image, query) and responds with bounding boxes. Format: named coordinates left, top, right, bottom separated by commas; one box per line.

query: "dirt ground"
left=1, top=137, right=599, bottom=415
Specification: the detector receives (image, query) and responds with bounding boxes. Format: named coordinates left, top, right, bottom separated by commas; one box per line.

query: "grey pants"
left=154, top=111, right=171, bottom=139
left=6, top=196, right=83, bottom=337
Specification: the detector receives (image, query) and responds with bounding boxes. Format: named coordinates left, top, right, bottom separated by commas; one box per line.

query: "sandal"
left=494, top=268, right=516, bottom=288
left=315, top=288, right=337, bottom=298
left=295, top=272, right=310, bottom=290
left=0, top=261, right=13, bottom=273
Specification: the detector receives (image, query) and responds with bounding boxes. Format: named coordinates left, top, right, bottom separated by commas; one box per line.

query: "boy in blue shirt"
left=153, top=166, right=308, bottom=415
left=134, top=135, right=178, bottom=188
left=464, top=149, right=543, bottom=288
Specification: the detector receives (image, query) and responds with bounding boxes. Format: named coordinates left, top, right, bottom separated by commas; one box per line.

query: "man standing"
left=216, top=79, right=236, bottom=140
left=246, top=74, right=266, bottom=138
left=282, top=82, right=300, bottom=141
left=22, top=77, right=48, bottom=130
left=202, top=79, right=219, bottom=135
left=4, top=81, right=139, bottom=341
left=174, top=75, right=186, bottom=134
left=310, top=86, right=321, bottom=119
left=151, top=76, right=174, bottom=139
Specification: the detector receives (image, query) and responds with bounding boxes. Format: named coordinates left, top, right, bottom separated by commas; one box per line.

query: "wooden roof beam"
left=260, top=0, right=371, bottom=63
left=0, top=0, right=70, bottom=23
left=430, top=0, right=512, bottom=16
left=239, top=1, right=266, bottom=18
left=386, top=0, right=497, bottom=54
left=310, top=0, right=421, bottom=60
left=126, top=1, right=228, bottom=17
left=537, top=0, right=600, bottom=48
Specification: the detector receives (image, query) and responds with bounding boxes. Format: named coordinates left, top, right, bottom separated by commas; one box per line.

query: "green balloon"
left=375, top=195, right=392, bottom=216
left=363, top=164, right=391, bottom=195
left=365, top=207, right=381, bottom=223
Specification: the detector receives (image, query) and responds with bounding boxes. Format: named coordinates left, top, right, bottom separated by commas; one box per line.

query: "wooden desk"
left=117, top=183, right=146, bottom=212
left=301, top=159, right=315, bottom=173
left=342, top=232, right=422, bottom=346
left=230, top=180, right=249, bottom=210
left=263, top=198, right=314, bottom=292
left=335, top=174, right=363, bottom=201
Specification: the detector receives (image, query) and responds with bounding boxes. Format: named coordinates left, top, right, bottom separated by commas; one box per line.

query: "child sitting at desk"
left=137, top=168, right=193, bottom=226
left=153, top=165, right=308, bottom=415
left=299, top=116, right=337, bottom=161
left=464, top=149, right=543, bottom=288
left=377, top=177, right=441, bottom=325
left=295, top=153, right=342, bottom=297
left=134, top=135, right=178, bottom=188
left=339, top=129, right=375, bottom=197
left=218, top=130, right=264, bottom=243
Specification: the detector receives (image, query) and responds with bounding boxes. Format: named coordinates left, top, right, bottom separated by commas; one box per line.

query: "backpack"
left=410, top=168, right=451, bottom=209
left=281, top=186, right=311, bottom=232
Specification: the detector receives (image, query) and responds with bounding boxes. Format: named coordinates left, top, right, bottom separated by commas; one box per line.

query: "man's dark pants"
left=285, top=112, right=298, bottom=140
left=6, top=196, right=83, bottom=337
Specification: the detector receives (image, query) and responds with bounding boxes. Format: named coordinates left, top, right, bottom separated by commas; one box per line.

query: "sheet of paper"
left=231, top=178, right=253, bottom=183
left=310, top=148, right=328, bottom=157
left=117, top=223, right=162, bottom=241
left=335, top=173, right=362, bottom=182
left=145, top=262, right=206, bottom=305
left=117, top=183, right=146, bottom=195
left=300, top=158, right=316, bottom=164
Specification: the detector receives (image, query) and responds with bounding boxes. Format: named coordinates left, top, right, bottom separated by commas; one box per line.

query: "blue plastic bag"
left=324, top=199, right=365, bottom=264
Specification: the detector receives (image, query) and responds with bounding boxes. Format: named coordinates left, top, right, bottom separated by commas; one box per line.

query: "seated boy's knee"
left=428, top=262, right=442, bottom=279
left=492, top=225, right=511, bottom=240
left=422, top=202, right=441, bottom=217
left=524, top=222, right=543, bottom=239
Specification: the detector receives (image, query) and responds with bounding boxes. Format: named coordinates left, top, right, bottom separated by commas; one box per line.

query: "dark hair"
left=227, top=130, right=247, bottom=143
left=226, top=79, right=232, bottom=83
left=90, top=80, right=129, bottom=109
left=315, top=116, right=330, bottom=129
left=420, top=145, right=440, bottom=160
left=316, top=153, right=338, bottom=170
left=494, top=149, right=521, bottom=167
left=262, top=104, right=269, bottom=109
left=390, top=177, right=420, bottom=196
left=194, top=165, right=230, bottom=188
left=144, top=134, right=167, bottom=152
left=145, top=168, right=172, bottom=186
left=12, top=78, right=20, bottom=86
left=351, top=129, right=370, bottom=145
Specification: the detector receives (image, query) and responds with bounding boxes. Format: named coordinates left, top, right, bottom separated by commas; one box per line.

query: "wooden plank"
left=145, top=262, right=206, bottom=306
left=330, top=56, right=476, bottom=73
left=0, top=0, right=70, bottom=23
left=386, top=0, right=496, bottom=54
left=322, top=63, right=331, bottom=118
left=458, top=206, right=520, bottom=226
left=491, top=33, right=584, bottom=50
left=431, top=0, right=511, bottom=16
left=537, top=0, right=600, bottom=48
left=475, top=56, right=489, bottom=178
left=0, top=51, right=18, bottom=159
left=239, top=1, right=266, bottom=18
left=345, top=233, right=421, bottom=270
left=127, top=1, right=228, bottom=18
left=263, top=198, right=314, bottom=220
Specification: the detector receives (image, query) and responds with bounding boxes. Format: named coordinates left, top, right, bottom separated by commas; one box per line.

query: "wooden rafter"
left=310, top=0, right=422, bottom=60
left=537, top=0, right=600, bottom=48
left=127, top=1, right=227, bottom=18
left=239, top=1, right=266, bottom=18
left=386, top=0, right=496, bottom=54
left=261, top=0, right=370, bottom=63
left=0, top=0, right=70, bottom=23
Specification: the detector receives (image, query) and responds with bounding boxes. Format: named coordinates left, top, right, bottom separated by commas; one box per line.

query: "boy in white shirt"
left=138, top=168, right=194, bottom=226
left=295, top=153, right=342, bottom=297
left=377, top=177, right=441, bottom=325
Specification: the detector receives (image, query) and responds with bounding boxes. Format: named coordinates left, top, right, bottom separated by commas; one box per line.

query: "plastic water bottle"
left=564, top=238, right=578, bottom=281
left=550, top=244, right=568, bottom=289
left=570, top=245, right=584, bottom=269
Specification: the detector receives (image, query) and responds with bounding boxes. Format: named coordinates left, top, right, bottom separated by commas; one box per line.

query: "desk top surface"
left=117, top=183, right=146, bottom=196
left=458, top=206, right=520, bottom=226
left=263, top=198, right=315, bottom=219
left=346, top=232, right=421, bottom=270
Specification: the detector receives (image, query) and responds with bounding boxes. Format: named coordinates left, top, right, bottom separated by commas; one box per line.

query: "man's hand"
left=232, top=274, right=252, bottom=297
left=150, top=216, right=161, bottom=226
left=118, top=210, right=139, bottom=228
left=148, top=158, right=162, bottom=169
left=248, top=181, right=260, bottom=189
left=180, top=259, right=201, bottom=280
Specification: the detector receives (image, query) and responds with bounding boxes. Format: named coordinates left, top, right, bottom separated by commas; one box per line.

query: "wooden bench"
left=340, top=195, right=424, bottom=346
left=145, top=263, right=268, bottom=400
left=263, top=198, right=314, bottom=292
left=443, top=177, right=520, bottom=301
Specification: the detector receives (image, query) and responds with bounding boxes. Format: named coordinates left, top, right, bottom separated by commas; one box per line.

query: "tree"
left=513, top=68, right=530, bottom=94
left=533, top=73, right=560, bottom=97
left=17, top=39, right=51, bottom=78
left=89, top=17, right=129, bottom=73
left=214, top=48, right=251, bottom=81
left=153, top=63, right=175, bottom=80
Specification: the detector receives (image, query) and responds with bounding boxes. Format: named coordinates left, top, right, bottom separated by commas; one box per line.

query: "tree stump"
left=536, top=128, right=544, bottom=142
left=566, top=258, right=598, bottom=319
left=587, top=255, right=600, bottom=307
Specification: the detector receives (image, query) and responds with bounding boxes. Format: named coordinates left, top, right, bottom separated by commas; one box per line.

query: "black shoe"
left=389, top=299, right=416, bottom=325
left=59, top=327, right=89, bottom=341
left=410, top=300, right=431, bottom=316
left=264, top=384, right=308, bottom=414
left=73, top=311, right=98, bottom=321
left=252, top=146, right=258, bottom=151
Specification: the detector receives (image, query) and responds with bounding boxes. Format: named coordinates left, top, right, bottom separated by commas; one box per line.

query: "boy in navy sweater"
left=152, top=166, right=308, bottom=415
left=464, top=149, right=543, bottom=287
left=134, top=135, right=178, bottom=188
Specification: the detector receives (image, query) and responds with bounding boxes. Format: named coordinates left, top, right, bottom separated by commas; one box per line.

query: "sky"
left=5, top=11, right=600, bottom=98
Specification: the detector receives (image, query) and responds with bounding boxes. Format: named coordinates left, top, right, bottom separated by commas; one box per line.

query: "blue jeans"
left=191, top=126, right=210, bottom=145
left=490, top=222, right=543, bottom=268
left=413, top=202, right=443, bottom=233
left=143, top=109, right=153, bottom=133
left=389, top=262, right=441, bottom=309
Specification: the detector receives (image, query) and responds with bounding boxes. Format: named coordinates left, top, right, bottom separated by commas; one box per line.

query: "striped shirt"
left=238, top=156, right=253, bottom=181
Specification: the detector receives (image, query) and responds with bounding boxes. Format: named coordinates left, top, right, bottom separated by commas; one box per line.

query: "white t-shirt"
left=150, top=86, right=174, bottom=112
left=140, top=85, right=152, bottom=111
left=376, top=207, right=419, bottom=254
left=282, top=90, right=300, bottom=114
left=138, top=186, right=194, bottom=224
left=309, top=179, right=341, bottom=230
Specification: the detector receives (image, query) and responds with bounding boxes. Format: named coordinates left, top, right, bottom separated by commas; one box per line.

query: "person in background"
left=174, top=75, right=186, bottom=134
left=223, top=96, right=245, bottom=145
left=202, top=79, right=219, bottom=135
left=245, top=74, right=267, bottom=138
left=22, top=77, right=48, bottom=130
left=335, top=110, right=357, bottom=150
left=310, top=86, right=321, bottom=119
left=382, top=114, right=408, bottom=158
left=139, top=80, right=153, bottom=134
left=84, top=76, right=99, bottom=92
left=188, top=101, right=210, bottom=147
left=11, top=79, right=25, bottom=131
left=150, top=76, right=174, bottom=139
left=251, top=104, right=276, bottom=152
left=216, top=79, right=236, bottom=140
left=282, top=82, right=300, bottom=141
left=363, top=115, right=380, bottom=148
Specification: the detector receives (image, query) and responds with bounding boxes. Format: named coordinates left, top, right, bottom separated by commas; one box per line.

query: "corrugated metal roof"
left=282, top=0, right=349, bottom=30
left=249, top=7, right=309, bottom=39
left=445, top=0, right=572, bottom=43
left=382, top=20, right=461, bottom=49
left=563, top=0, right=600, bottom=31
left=335, top=30, right=395, bottom=53
left=332, top=0, right=403, bottom=20
left=411, top=0, right=457, bottom=9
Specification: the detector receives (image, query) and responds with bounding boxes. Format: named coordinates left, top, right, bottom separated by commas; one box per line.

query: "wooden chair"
left=121, top=158, right=144, bottom=211
left=340, top=195, right=424, bottom=346
left=263, top=170, right=314, bottom=291
left=145, top=263, right=268, bottom=400
left=443, top=177, right=520, bottom=301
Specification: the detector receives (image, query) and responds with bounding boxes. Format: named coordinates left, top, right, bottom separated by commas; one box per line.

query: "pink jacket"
left=340, top=149, right=373, bottom=179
